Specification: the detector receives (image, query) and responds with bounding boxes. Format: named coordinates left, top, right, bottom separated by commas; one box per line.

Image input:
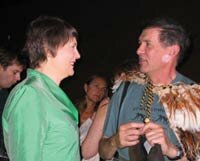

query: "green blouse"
left=2, top=69, right=80, bottom=161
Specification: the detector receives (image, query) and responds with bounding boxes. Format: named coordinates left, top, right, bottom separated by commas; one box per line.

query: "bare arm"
left=81, top=97, right=110, bottom=159
left=99, top=134, right=119, bottom=159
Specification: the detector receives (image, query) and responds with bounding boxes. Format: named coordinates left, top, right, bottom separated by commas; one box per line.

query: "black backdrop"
left=1, top=0, right=200, bottom=102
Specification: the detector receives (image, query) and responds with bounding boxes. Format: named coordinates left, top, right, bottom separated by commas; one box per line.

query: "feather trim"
left=178, top=129, right=200, bottom=161
left=112, top=71, right=146, bottom=93
left=157, top=83, right=200, bottom=131
left=157, top=83, right=200, bottom=161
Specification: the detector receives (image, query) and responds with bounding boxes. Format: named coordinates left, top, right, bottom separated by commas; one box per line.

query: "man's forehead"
left=6, top=63, right=24, bottom=71
left=141, top=27, right=161, bottom=35
left=139, top=27, right=161, bottom=41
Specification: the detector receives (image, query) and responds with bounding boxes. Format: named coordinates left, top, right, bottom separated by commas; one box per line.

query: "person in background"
left=78, top=75, right=109, bottom=161
left=99, top=17, right=200, bottom=161
left=111, top=58, right=139, bottom=93
left=2, top=15, right=80, bottom=161
left=0, top=47, right=27, bottom=161
left=81, top=59, right=139, bottom=161
left=78, top=75, right=109, bottom=125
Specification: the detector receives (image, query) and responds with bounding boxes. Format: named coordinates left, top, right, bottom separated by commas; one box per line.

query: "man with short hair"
left=0, top=48, right=27, bottom=160
left=99, top=17, right=200, bottom=161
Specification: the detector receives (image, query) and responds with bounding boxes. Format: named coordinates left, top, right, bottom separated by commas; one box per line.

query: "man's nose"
left=15, top=73, right=21, bottom=81
left=136, top=44, right=145, bottom=55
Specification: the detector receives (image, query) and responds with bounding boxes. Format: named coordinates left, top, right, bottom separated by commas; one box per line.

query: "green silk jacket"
left=2, top=69, right=80, bottom=161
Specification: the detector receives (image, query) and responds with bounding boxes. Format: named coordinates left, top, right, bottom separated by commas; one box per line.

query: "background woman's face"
left=85, top=77, right=107, bottom=103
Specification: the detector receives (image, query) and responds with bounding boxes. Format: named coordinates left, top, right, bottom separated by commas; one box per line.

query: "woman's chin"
left=67, top=70, right=75, bottom=77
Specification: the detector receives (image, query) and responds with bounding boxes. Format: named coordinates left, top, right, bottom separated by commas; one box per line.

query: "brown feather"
left=178, top=128, right=200, bottom=161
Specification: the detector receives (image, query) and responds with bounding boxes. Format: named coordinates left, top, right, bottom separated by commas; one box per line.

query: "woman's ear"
left=44, top=47, right=54, bottom=60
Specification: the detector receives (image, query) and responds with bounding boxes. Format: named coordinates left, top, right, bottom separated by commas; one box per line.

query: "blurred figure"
left=78, top=75, right=109, bottom=161
left=111, top=58, right=139, bottom=93
left=2, top=16, right=80, bottom=161
left=0, top=48, right=26, bottom=89
left=78, top=75, right=108, bottom=125
left=0, top=48, right=27, bottom=161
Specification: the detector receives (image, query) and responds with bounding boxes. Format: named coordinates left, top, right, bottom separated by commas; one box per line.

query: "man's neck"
left=147, top=69, right=177, bottom=86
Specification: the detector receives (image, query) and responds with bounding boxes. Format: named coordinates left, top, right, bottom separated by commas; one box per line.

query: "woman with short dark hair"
left=2, top=15, right=80, bottom=161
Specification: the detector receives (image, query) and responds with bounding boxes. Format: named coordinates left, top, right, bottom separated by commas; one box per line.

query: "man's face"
left=136, top=27, right=171, bottom=75
left=0, top=62, right=24, bottom=88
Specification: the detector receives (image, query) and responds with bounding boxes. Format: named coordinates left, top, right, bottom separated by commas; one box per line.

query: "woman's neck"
left=36, top=64, right=62, bottom=85
left=85, top=97, right=96, bottom=112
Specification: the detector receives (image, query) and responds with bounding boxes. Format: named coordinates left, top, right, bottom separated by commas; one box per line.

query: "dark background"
left=1, top=0, right=200, bottom=102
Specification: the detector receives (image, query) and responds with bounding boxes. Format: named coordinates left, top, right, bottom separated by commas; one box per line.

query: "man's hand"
left=115, top=122, right=145, bottom=148
left=99, top=122, right=144, bottom=159
left=143, top=122, right=178, bottom=158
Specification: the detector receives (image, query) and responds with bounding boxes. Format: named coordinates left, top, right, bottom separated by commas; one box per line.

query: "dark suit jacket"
left=0, top=89, right=9, bottom=156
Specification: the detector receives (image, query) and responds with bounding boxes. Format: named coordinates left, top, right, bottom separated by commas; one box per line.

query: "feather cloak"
left=113, top=71, right=200, bottom=161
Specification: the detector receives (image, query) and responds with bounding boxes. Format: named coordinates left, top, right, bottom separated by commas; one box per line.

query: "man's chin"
left=3, top=84, right=12, bottom=89
left=139, top=67, right=148, bottom=73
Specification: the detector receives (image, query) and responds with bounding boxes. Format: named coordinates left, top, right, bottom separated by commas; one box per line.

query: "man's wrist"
left=168, top=146, right=184, bottom=160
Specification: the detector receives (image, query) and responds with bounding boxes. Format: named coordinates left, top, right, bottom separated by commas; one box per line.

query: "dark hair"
left=23, top=15, right=78, bottom=68
left=85, top=74, right=108, bottom=87
left=77, top=74, right=108, bottom=114
left=0, top=47, right=27, bottom=69
left=113, top=58, right=139, bottom=79
left=142, top=17, right=190, bottom=64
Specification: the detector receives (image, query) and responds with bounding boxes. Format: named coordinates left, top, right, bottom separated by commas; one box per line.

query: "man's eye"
left=146, top=43, right=151, bottom=48
left=13, top=71, right=19, bottom=75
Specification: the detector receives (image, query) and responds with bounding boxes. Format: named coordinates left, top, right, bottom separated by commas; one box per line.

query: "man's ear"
left=170, top=44, right=180, bottom=57
left=162, top=44, right=180, bottom=63
left=84, top=84, right=88, bottom=93
left=161, top=54, right=171, bottom=63
left=0, top=64, right=5, bottom=72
